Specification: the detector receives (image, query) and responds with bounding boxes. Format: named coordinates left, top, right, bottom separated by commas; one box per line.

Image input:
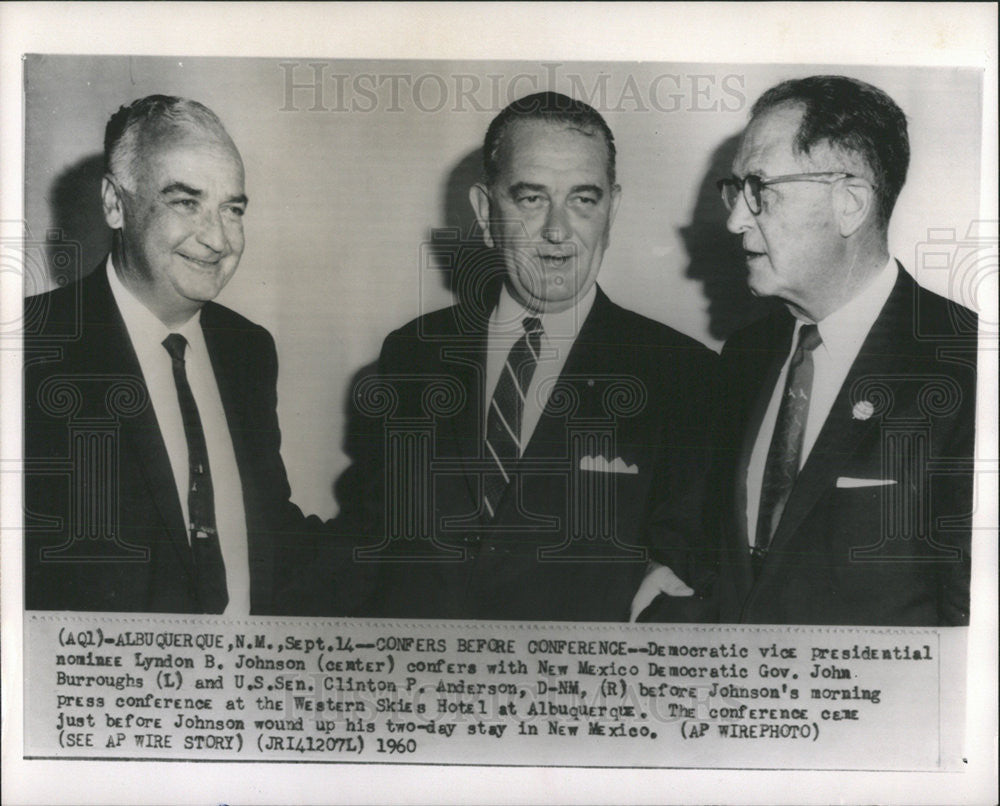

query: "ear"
left=468, top=183, right=495, bottom=248
left=604, top=184, right=623, bottom=245
left=834, top=177, right=875, bottom=237
left=101, top=174, right=125, bottom=230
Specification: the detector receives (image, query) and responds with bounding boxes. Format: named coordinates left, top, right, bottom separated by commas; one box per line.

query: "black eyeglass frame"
left=717, top=171, right=859, bottom=215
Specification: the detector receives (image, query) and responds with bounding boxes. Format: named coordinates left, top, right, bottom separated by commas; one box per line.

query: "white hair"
left=105, top=95, right=236, bottom=190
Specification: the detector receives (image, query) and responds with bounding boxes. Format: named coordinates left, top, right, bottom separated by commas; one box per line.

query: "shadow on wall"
left=330, top=149, right=503, bottom=563
left=331, top=357, right=379, bottom=522
left=41, top=153, right=111, bottom=292
left=680, top=134, right=777, bottom=341
left=425, top=147, right=506, bottom=317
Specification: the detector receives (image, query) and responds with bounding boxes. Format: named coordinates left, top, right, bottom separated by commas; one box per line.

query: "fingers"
left=659, top=566, right=695, bottom=597
left=629, top=563, right=695, bottom=622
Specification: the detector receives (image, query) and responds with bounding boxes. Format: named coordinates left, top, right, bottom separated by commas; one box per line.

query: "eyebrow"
left=160, top=182, right=203, bottom=197
left=569, top=184, right=604, bottom=199
left=507, top=182, right=546, bottom=197
left=160, top=182, right=248, bottom=206
left=507, top=181, right=604, bottom=199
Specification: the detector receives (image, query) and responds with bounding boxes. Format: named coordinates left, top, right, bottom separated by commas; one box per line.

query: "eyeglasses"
left=717, top=172, right=857, bottom=215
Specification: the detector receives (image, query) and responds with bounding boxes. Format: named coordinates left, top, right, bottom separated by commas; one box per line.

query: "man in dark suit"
left=339, top=92, right=716, bottom=621
left=24, top=95, right=320, bottom=614
left=634, top=76, right=977, bottom=626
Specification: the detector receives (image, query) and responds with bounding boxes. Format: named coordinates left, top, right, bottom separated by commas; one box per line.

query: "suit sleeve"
left=247, top=327, right=363, bottom=615
left=934, top=354, right=976, bottom=626
left=640, top=343, right=722, bottom=622
left=322, top=329, right=408, bottom=616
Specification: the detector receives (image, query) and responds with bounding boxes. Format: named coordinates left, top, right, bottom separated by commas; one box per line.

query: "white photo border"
left=2, top=3, right=996, bottom=805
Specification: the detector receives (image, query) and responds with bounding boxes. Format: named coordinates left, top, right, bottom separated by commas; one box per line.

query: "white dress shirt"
left=745, top=259, right=897, bottom=545
left=484, top=284, right=597, bottom=454
left=107, top=259, right=251, bottom=614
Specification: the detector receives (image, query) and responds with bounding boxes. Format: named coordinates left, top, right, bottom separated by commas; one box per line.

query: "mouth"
left=742, top=247, right=767, bottom=263
left=178, top=253, right=223, bottom=270
left=537, top=253, right=574, bottom=269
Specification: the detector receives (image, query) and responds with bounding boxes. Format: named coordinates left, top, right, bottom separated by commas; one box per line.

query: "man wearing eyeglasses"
left=634, top=75, right=977, bottom=626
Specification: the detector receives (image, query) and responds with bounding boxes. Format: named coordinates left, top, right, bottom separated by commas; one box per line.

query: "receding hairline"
left=487, top=117, right=615, bottom=186
left=747, top=99, right=873, bottom=176
left=112, top=118, right=244, bottom=187
left=139, top=121, right=242, bottom=160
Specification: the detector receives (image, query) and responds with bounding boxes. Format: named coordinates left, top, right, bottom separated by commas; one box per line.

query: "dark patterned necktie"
left=163, top=334, right=229, bottom=613
left=753, top=323, right=823, bottom=572
left=482, top=316, right=544, bottom=519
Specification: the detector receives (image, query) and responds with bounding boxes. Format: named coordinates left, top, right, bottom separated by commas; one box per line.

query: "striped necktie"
left=482, top=316, right=543, bottom=519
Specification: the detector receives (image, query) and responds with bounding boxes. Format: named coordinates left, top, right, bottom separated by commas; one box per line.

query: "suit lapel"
left=200, top=306, right=245, bottom=442
left=521, top=287, right=614, bottom=463
left=437, top=314, right=489, bottom=515
left=756, top=269, right=916, bottom=580
left=733, top=315, right=795, bottom=558
left=471, top=287, right=613, bottom=520
left=199, top=306, right=276, bottom=609
left=85, top=269, right=194, bottom=578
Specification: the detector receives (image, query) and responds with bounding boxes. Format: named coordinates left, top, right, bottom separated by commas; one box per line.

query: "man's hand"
left=629, top=562, right=694, bottom=622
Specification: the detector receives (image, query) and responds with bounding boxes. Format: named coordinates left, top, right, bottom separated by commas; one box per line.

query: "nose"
left=725, top=191, right=755, bottom=235
left=542, top=203, right=570, bottom=243
left=196, top=208, right=228, bottom=253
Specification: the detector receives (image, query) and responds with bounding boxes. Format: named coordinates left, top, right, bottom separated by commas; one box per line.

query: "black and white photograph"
left=2, top=3, right=996, bottom=805
left=18, top=56, right=984, bottom=624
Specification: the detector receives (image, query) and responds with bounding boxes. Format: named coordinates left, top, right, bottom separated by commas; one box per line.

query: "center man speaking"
left=343, top=91, right=716, bottom=620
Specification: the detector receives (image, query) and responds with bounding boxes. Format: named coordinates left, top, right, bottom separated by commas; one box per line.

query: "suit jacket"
left=700, top=266, right=977, bottom=626
left=24, top=266, right=320, bottom=613
left=337, top=285, right=717, bottom=621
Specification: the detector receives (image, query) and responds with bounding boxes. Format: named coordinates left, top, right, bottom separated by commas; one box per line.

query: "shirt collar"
left=107, top=256, right=203, bottom=348
left=810, top=257, right=897, bottom=360
left=491, top=283, right=598, bottom=343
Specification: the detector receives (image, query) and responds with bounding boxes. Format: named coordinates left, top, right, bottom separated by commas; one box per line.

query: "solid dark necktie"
left=162, top=333, right=229, bottom=613
left=482, top=316, right=543, bottom=519
left=753, top=323, right=823, bottom=573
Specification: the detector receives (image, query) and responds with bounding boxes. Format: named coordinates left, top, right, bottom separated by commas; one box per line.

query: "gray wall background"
left=24, top=56, right=983, bottom=517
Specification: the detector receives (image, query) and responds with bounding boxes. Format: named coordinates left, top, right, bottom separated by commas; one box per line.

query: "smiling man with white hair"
left=25, top=95, right=323, bottom=614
